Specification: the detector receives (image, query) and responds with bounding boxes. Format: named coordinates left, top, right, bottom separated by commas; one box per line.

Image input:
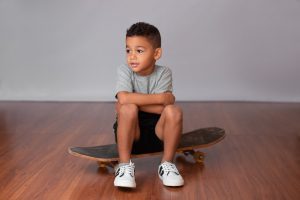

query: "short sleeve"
left=115, top=65, right=133, bottom=98
left=153, top=67, right=173, bottom=94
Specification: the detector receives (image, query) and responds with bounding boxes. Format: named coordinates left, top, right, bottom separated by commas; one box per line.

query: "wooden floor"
left=0, top=102, right=299, bottom=200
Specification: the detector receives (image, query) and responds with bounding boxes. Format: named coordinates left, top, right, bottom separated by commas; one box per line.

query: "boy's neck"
left=136, top=65, right=156, bottom=76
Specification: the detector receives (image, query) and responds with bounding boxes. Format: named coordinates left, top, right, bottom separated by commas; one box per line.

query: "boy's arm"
left=115, top=102, right=165, bottom=114
left=117, top=91, right=175, bottom=106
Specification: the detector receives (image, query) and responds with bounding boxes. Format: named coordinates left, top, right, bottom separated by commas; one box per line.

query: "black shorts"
left=113, top=111, right=164, bottom=154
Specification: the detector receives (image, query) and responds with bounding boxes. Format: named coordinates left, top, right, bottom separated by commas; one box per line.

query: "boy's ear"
left=154, top=48, right=162, bottom=60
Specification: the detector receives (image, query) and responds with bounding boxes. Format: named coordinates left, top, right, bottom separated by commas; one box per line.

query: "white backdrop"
left=1, top=0, right=300, bottom=102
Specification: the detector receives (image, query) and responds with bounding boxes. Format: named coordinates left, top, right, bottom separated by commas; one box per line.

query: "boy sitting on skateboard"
left=113, top=22, right=184, bottom=188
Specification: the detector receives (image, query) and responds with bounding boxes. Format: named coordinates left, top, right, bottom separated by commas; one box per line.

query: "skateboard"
left=68, top=127, right=225, bottom=168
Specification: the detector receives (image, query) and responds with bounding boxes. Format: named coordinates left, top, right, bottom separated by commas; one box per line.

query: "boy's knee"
left=119, top=104, right=138, bottom=118
left=164, top=105, right=183, bottom=122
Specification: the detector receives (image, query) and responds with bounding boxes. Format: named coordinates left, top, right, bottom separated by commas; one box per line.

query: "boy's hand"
left=162, top=92, right=175, bottom=105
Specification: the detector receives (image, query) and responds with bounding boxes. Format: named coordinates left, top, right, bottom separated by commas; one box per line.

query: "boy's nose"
left=129, top=53, right=137, bottom=60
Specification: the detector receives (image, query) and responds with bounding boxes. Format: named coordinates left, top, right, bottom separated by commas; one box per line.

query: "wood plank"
left=0, top=101, right=299, bottom=200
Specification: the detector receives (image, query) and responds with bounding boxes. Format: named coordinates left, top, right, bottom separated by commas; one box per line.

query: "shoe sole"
left=114, top=180, right=136, bottom=188
left=159, top=176, right=184, bottom=187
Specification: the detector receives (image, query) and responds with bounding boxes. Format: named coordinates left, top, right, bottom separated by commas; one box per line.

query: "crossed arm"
left=116, top=91, right=175, bottom=114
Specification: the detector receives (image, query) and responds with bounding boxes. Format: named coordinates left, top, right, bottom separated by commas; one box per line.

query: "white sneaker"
left=114, top=160, right=136, bottom=188
left=158, top=161, right=184, bottom=187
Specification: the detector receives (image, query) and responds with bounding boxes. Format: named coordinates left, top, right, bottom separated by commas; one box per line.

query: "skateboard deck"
left=68, top=127, right=225, bottom=168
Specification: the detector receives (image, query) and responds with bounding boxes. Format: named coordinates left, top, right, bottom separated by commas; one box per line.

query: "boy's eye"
left=137, top=49, right=144, bottom=54
left=126, top=49, right=131, bottom=54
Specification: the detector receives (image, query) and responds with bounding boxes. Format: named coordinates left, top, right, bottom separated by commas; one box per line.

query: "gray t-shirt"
left=115, top=64, right=173, bottom=97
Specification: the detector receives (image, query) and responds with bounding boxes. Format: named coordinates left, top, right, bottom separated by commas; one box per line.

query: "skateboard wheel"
left=97, top=161, right=107, bottom=168
left=193, top=151, right=205, bottom=163
left=183, top=149, right=195, bottom=156
left=98, top=161, right=118, bottom=169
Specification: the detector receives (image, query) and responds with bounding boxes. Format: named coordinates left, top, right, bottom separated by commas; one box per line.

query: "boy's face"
left=126, top=36, right=161, bottom=76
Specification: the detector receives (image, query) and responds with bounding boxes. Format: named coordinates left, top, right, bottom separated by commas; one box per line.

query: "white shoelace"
left=115, top=161, right=135, bottom=177
left=161, top=162, right=179, bottom=175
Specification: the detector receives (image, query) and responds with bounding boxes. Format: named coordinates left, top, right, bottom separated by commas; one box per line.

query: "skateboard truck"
left=181, top=150, right=205, bottom=163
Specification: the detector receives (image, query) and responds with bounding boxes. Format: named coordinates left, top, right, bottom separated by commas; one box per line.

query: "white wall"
left=1, top=0, right=299, bottom=102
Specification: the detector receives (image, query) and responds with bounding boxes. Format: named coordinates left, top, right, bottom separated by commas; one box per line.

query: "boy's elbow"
left=116, top=92, right=128, bottom=104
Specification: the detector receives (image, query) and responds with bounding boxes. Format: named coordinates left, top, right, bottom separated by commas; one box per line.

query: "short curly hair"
left=126, top=22, right=161, bottom=48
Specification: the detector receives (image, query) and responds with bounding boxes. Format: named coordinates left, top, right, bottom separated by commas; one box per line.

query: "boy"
left=113, top=22, right=184, bottom=188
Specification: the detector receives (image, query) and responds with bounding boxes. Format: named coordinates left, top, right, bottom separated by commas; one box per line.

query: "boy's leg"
left=155, top=104, right=184, bottom=187
left=114, top=103, right=139, bottom=188
left=155, top=104, right=183, bottom=162
left=117, top=103, right=140, bottom=163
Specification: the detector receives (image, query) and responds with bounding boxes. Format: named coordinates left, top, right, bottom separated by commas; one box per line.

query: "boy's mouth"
left=130, top=63, right=139, bottom=68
